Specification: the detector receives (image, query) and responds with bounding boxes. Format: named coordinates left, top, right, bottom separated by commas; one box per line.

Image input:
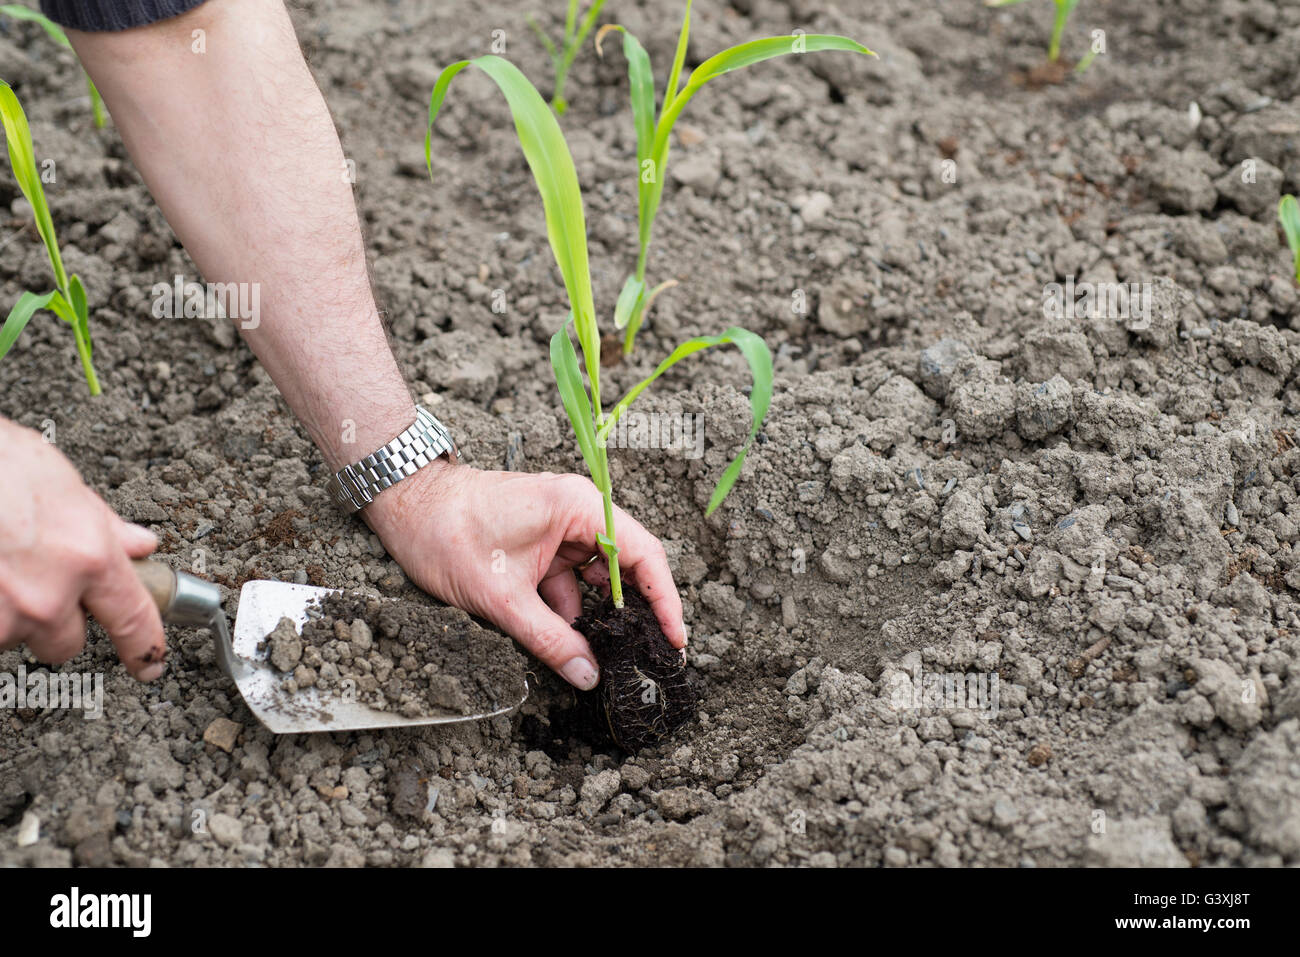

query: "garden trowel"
left=131, top=560, right=528, bottom=734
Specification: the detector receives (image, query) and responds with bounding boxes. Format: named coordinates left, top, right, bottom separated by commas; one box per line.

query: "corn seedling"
left=526, top=0, right=606, bottom=115
left=0, top=5, right=106, bottom=127
left=596, top=1, right=873, bottom=355
left=0, top=80, right=100, bottom=394
left=986, top=0, right=1093, bottom=70
left=1280, top=195, right=1300, bottom=283
left=426, top=55, right=772, bottom=609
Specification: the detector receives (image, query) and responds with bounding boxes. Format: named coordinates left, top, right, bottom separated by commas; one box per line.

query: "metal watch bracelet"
left=327, top=405, right=457, bottom=514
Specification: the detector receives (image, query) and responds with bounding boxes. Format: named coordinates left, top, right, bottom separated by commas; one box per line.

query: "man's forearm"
left=67, top=0, right=414, bottom=469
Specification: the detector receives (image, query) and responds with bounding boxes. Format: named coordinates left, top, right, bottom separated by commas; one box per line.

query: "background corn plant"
left=427, top=55, right=771, bottom=608
left=0, top=80, right=100, bottom=394
left=987, top=0, right=1097, bottom=70
left=526, top=0, right=606, bottom=115
left=597, top=0, right=873, bottom=355
left=0, top=5, right=106, bottom=127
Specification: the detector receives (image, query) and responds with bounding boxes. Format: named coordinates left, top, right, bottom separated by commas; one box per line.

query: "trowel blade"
left=229, top=580, right=527, bottom=734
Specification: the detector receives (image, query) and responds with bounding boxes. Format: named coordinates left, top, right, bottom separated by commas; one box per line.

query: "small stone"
left=349, top=618, right=373, bottom=652
left=126, top=742, right=185, bottom=793
left=267, top=616, right=303, bottom=672
left=675, top=124, right=706, bottom=147
left=670, top=151, right=721, bottom=192
left=421, top=847, right=456, bottom=868
left=796, top=190, right=834, bottom=224
left=16, top=811, right=39, bottom=847
left=654, top=787, right=711, bottom=821
left=208, top=814, right=244, bottom=847
left=1015, top=375, right=1074, bottom=441
left=202, top=717, right=242, bottom=754
left=784, top=669, right=808, bottom=696
left=620, top=764, right=651, bottom=791
left=64, top=802, right=116, bottom=845
left=992, top=799, right=1019, bottom=829
left=73, top=834, right=113, bottom=867
left=579, top=769, right=621, bottom=816
left=816, top=276, right=870, bottom=338
left=917, top=338, right=973, bottom=399
left=1027, top=743, right=1052, bottom=767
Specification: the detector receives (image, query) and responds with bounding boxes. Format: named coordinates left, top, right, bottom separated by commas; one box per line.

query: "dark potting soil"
left=574, top=591, right=698, bottom=753
left=262, top=592, right=527, bottom=718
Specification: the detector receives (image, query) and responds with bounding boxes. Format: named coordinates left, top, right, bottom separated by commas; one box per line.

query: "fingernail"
left=124, top=523, right=158, bottom=548
left=560, top=657, right=599, bottom=691
left=137, top=662, right=166, bottom=682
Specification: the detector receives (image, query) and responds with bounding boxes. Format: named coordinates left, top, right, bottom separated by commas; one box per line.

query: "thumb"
left=497, top=591, right=599, bottom=691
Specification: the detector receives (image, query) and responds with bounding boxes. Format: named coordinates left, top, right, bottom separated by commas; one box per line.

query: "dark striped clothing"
left=40, top=0, right=209, bottom=32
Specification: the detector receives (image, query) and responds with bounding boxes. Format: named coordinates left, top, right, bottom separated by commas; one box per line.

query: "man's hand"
left=365, top=464, right=687, bottom=690
left=0, top=419, right=167, bottom=679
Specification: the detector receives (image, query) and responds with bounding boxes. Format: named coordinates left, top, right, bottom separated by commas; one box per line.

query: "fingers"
left=29, top=607, right=88, bottom=666
left=538, top=568, right=582, bottom=624
left=82, top=549, right=167, bottom=681
left=494, top=590, right=599, bottom=691
left=607, top=506, right=687, bottom=648
left=0, top=597, right=19, bottom=652
left=112, top=518, right=159, bottom=558
left=555, top=476, right=687, bottom=649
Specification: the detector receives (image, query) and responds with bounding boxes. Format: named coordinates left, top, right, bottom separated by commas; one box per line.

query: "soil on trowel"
left=575, top=591, right=698, bottom=753
left=262, top=592, right=527, bottom=718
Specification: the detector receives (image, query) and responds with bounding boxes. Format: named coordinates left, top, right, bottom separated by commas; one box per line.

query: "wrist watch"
left=327, top=405, right=457, bottom=514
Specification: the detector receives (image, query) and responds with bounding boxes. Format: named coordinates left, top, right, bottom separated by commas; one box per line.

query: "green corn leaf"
left=0, top=289, right=56, bottom=359
left=0, top=4, right=71, bottom=45
left=1048, top=0, right=1079, bottom=61
left=68, top=273, right=89, bottom=333
left=664, top=0, right=693, bottom=108
left=642, top=34, right=873, bottom=281
left=568, top=0, right=606, bottom=64
left=563, top=0, right=579, bottom=43
left=1, top=81, right=100, bottom=391
left=427, top=56, right=601, bottom=400
left=87, top=78, right=105, bottom=127
left=1, top=7, right=108, bottom=126
left=549, top=319, right=603, bottom=481
left=636, top=1, right=694, bottom=260
left=532, top=0, right=606, bottom=114
left=526, top=14, right=560, bottom=65
left=0, top=79, right=69, bottom=291
left=598, top=327, right=773, bottom=514
left=596, top=24, right=654, bottom=164
left=597, top=22, right=661, bottom=302
left=656, top=34, right=875, bottom=147
left=1279, top=195, right=1300, bottom=281
left=45, top=287, right=76, bottom=324
left=596, top=531, right=619, bottom=561
left=613, top=275, right=645, bottom=331
left=622, top=278, right=676, bottom=354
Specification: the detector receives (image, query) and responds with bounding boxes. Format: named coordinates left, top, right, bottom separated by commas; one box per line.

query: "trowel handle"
left=132, top=559, right=223, bottom=628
